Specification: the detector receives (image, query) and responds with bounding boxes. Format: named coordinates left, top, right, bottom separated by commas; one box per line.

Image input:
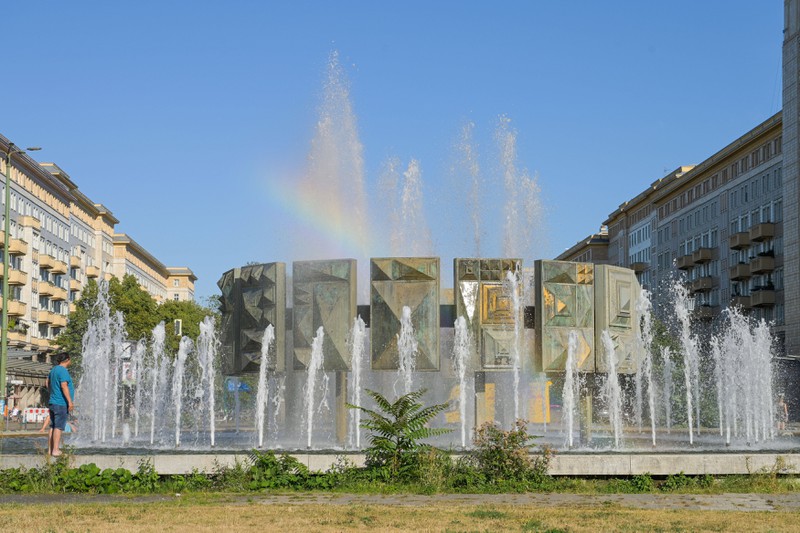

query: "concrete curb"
left=2, top=452, right=798, bottom=476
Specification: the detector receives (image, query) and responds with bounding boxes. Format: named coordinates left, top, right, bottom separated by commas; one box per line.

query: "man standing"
left=47, top=352, right=74, bottom=457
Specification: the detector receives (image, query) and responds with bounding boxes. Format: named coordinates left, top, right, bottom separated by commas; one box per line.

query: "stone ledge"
left=2, top=453, right=798, bottom=476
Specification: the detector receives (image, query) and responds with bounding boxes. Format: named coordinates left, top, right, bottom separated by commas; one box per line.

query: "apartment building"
left=556, top=226, right=610, bottom=266
left=0, top=135, right=195, bottom=355
left=559, top=1, right=800, bottom=361
left=559, top=114, right=786, bottom=345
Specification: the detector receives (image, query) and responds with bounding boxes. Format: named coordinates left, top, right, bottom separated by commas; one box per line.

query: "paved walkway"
left=2, top=492, right=800, bottom=512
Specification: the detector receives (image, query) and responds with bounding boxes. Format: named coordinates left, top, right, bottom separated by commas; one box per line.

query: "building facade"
left=559, top=1, right=800, bottom=360
left=0, top=137, right=195, bottom=356
left=559, top=115, right=787, bottom=347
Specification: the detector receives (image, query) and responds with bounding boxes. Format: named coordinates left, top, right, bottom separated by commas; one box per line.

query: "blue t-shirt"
left=48, top=365, right=74, bottom=406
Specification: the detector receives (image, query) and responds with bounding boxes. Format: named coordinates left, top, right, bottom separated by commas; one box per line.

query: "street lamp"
left=0, top=143, right=40, bottom=420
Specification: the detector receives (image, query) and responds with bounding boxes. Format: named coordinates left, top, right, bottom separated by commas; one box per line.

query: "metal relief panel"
left=595, top=265, right=639, bottom=374
left=217, top=268, right=238, bottom=376
left=292, top=259, right=356, bottom=371
left=217, top=263, right=286, bottom=375
left=371, top=257, right=440, bottom=371
left=454, top=258, right=520, bottom=370
left=534, top=260, right=595, bottom=373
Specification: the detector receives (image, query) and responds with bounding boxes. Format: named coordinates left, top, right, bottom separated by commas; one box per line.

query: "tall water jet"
left=76, top=281, right=127, bottom=444
left=753, top=320, right=776, bottom=441
left=672, top=280, right=697, bottom=445
left=637, top=290, right=657, bottom=446
left=270, top=374, right=286, bottom=441
left=290, top=51, right=371, bottom=299
left=256, top=325, right=275, bottom=448
left=661, top=346, right=673, bottom=434
left=304, top=327, right=327, bottom=449
left=131, top=339, right=146, bottom=438
left=496, top=116, right=544, bottom=263
left=108, top=312, right=125, bottom=440
left=717, top=308, right=777, bottom=445
left=347, top=317, right=367, bottom=449
left=401, top=160, right=434, bottom=256
left=600, top=330, right=623, bottom=448
left=396, top=306, right=417, bottom=396
left=149, top=323, right=167, bottom=445
left=196, top=316, right=218, bottom=447
left=173, top=337, right=191, bottom=447
left=562, top=330, right=581, bottom=448
left=452, top=316, right=471, bottom=448
left=504, top=267, right=523, bottom=421
left=452, top=121, right=483, bottom=256
left=711, top=336, right=724, bottom=437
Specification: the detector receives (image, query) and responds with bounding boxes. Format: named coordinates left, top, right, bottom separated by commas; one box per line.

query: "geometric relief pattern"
left=371, top=257, right=439, bottom=371
left=454, top=258, right=520, bottom=370
left=292, top=259, right=356, bottom=371
left=534, top=260, right=595, bottom=373
left=217, top=262, right=286, bottom=375
left=595, top=265, right=640, bottom=374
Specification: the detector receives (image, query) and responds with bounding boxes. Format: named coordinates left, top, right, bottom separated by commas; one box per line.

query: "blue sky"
left=3, top=1, right=783, bottom=300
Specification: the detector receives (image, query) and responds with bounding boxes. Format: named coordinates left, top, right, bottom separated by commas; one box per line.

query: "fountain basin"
left=1, top=450, right=798, bottom=476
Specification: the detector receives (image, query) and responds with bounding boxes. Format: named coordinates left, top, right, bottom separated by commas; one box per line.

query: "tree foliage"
left=56, top=275, right=217, bottom=360
left=156, top=299, right=217, bottom=353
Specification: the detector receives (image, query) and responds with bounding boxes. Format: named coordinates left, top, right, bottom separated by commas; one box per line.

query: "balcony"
left=51, top=286, right=68, bottom=301
left=749, top=222, right=775, bottom=242
left=86, top=265, right=99, bottom=278
left=692, top=248, right=713, bottom=264
left=8, top=330, right=27, bottom=345
left=630, top=262, right=648, bottom=273
left=676, top=255, right=693, bottom=270
left=3, top=299, right=27, bottom=316
left=70, top=255, right=81, bottom=268
left=729, top=232, right=751, bottom=250
left=69, top=302, right=76, bottom=314
left=37, top=310, right=54, bottom=324
left=38, top=281, right=55, bottom=296
left=8, top=238, right=26, bottom=255
left=0, top=266, right=28, bottom=286
left=691, top=276, right=714, bottom=293
left=30, top=337, right=50, bottom=350
left=750, top=256, right=775, bottom=274
left=39, top=254, right=55, bottom=270
left=51, top=260, right=68, bottom=275
left=694, top=305, right=717, bottom=320
left=731, top=295, right=751, bottom=308
left=729, top=263, right=751, bottom=281
left=69, top=278, right=82, bottom=291
left=51, top=314, right=67, bottom=328
left=0, top=234, right=27, bottom=255
left=750, top=290, right=776, bottom=307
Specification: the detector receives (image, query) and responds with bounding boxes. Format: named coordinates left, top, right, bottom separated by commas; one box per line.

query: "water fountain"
left=58, top=268, right=789, bottom=458
left=8, top=52, right=789, bottom=480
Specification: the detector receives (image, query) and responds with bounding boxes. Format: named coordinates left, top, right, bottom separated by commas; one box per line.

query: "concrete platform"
left=2, top=452, right=799, bottom=476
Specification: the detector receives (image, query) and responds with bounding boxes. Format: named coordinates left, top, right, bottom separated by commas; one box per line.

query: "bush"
left=469, top=419, right=552, bottom=485
left=661, top=471, right=694, bottom=491
left=630, top=473, right=655, bottom=492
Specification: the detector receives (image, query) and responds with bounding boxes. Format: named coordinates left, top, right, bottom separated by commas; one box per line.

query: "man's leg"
left=51, top=428, right=63, bottom=456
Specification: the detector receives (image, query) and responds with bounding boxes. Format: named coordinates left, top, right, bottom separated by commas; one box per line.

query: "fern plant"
left=348, top=388, right=451, bottom=479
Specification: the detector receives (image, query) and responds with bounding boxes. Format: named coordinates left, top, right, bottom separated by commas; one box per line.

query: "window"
left=173, top=279, right=180, bottom=287
left=173, top=293, right=180, bottom=301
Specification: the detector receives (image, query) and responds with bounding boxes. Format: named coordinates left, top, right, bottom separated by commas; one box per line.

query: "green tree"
left=54, top=278, right=100, bottom=360
left=55, top=275, right=158, bottom=373
left=156, top=299, right=217, bottom=354
left=109, top=275, right=159, bottom=342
